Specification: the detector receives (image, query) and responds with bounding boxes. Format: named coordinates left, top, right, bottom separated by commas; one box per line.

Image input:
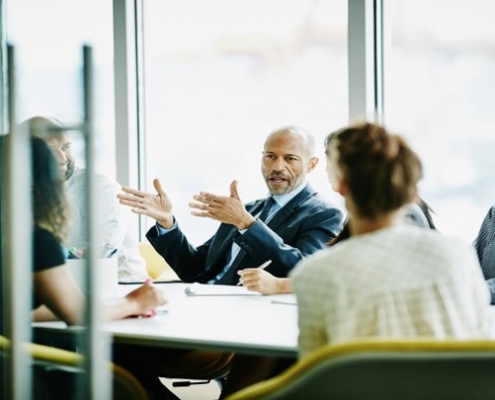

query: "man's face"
left=44, top=134, right=75, bottom=181
left=261, top=131, right=318, bottom=195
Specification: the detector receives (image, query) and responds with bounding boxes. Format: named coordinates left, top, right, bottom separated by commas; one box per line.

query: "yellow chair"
left=226, top=339, right=495, bottom=400
left=138, top=242, right=179, bottom=281
left=0, top=335, right=148, bottom=400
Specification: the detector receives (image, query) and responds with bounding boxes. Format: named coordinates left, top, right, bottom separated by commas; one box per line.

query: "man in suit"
left=118, top=125, right=344, bottom=286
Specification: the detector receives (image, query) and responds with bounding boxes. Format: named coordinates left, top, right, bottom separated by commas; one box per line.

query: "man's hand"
left=117, top=178, right=174, bottom=228
left=190, top=180, right=256, bottom=229
left=237, top=269, right=293, bottom=294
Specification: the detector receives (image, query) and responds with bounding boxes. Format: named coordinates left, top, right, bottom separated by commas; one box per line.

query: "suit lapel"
left=207, top=200, right=265, bottom=267
left=266, top=184, right=316, bottom=229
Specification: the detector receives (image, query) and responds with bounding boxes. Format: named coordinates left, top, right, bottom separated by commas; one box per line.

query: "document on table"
left=185, top=283, right=262, bottom=296
left=271, top=296, right=297, bottom=306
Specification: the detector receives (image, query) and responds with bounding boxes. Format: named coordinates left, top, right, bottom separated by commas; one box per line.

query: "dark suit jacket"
left=146, top=183, right=344, bottom=284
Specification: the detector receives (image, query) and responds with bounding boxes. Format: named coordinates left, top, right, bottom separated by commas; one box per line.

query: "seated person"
left=118, top=125, right=344, bottom=285
left=220, top=126, right=438, bottom=397
left=25, top=116, right=148, bottom=282
left=116, top=126, right=343, bottom=398
left=24, top=136, right=166, bottom=325
left=473, top=205, right=495, bottom=304
left=238, top=128, right=436, bottom=295
left=0, top=135, right=165, bottom=327
left=291, top=122, right=493, bottom=359
left=0, top=136, right=167, bottom=398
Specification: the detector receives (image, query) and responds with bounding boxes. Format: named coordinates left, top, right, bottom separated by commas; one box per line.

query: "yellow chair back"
left=138, top=242, right=179, bottom=281
left=226, top=338, right=495, bottom=400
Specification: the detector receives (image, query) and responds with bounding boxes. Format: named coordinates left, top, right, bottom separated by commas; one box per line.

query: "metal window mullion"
left=113, top=0, right=138, bottom=191
left=0, top=0, right=8, bottom=133
left=113, top=0, right=146, bottom=238
left=5, top=44, right=33, bottom=400
left=348, top=0, right=383, bottom=123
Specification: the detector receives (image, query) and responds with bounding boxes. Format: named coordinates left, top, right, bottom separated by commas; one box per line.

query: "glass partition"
left=3, top=0, right=114, bottom=398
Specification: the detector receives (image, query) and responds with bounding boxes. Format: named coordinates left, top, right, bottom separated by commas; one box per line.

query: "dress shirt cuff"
left=156, top=217, right=177, bottom=236
left=487, top=279, right=495, bottom=304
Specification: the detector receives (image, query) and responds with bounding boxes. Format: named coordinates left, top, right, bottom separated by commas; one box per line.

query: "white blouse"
left=291, top=225, right=493, bottom=359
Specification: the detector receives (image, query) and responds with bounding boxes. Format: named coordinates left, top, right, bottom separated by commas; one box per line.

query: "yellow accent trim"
left=226, top=338, right=495, bottom=400
left=1, top=335, right=148, bottom=400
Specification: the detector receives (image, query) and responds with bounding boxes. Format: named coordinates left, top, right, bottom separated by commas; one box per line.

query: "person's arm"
left=33, top=265, right=167, bottom=325
left=237, top=205, right=343, bottom=278
left=33, top=265, right=84, bottom=325
left=484, top=279, right=495, bottom=304
left=473, top=206, right=495, bottom=303
left=32, top=305, right=59, bottom=322
left=237, top=269, right=293, bottom=294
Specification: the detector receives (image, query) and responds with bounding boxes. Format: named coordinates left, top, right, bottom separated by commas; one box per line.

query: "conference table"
left=32, top=282, right=495, bottom=360
left=33, top=282, right=300, bottom=359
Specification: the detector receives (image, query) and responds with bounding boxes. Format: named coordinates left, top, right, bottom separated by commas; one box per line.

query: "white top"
left=291, top=224, right=494, bottom=358
left=65, top=167, right=148, bottom=282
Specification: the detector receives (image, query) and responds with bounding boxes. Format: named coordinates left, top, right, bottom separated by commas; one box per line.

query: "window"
left=143, top=0, right=348, bottom=244
left=6, top=0, right=115, bottom=177
left=384, top=0, right=495, bottom=242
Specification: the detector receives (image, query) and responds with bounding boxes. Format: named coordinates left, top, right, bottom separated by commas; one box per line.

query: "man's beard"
left=65, top=161, right=75, bottom=181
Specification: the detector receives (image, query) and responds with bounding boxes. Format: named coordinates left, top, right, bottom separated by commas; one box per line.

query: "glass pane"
left=6, top=0, right=115, bottom=177
left=4, top=0, right=114, bottom=398
left=385, top=0, right=495, bottom=242
left=143, top=0, right=348, bottom=245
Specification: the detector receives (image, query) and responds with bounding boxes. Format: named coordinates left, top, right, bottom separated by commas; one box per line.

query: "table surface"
left=33, top=282, right=300, bottom=358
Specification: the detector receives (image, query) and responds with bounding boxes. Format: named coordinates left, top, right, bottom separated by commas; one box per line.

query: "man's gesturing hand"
left=189, top=180, right=256, bottom=230
left=118, top=178, right=174, bottom=229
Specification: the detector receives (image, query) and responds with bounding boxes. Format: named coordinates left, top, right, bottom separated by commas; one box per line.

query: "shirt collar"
left=270, top=182, right=307, bottom=209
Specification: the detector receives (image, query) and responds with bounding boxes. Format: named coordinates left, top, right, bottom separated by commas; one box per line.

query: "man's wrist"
left=236, top=216, right=256, bottom=231
left=157, top=216, right=173, bottom=229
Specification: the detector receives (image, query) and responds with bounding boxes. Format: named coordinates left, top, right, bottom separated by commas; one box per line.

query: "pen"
left=104, top=248, right=118, bottom=258
left=237, top=259, right=272, bottom=286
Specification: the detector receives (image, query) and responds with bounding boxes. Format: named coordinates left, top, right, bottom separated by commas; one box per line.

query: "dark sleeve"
left=473, top=206, right=495, bottom=304
left=146, top=224, right=214, bottom=282
left=34, top=228, right=66, bottom=273
left=235, top=205, right=344, bottom=278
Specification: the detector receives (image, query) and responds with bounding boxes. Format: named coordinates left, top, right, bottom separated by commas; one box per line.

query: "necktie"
left=258, top=197, right=275, bottom=222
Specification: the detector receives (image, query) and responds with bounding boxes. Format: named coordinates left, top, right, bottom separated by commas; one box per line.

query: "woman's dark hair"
left=31, top=136, right=69, bottom=243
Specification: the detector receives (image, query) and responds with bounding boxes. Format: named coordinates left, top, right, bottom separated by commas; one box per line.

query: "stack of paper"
left=184, top=283, right=262, bottom=296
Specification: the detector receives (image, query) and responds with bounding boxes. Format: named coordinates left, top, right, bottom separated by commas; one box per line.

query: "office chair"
left=0, top=335, right=148, bottom=400
left=226, top=338, right=495, bottom=400
left=138, top=242, right=179, bottom=281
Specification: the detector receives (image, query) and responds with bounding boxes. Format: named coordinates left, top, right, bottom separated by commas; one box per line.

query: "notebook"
left=184, top=282, right=262, bottom=296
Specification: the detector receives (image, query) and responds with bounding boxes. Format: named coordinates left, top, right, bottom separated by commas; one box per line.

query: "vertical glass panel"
left=4, top=1, right=114, bottom=398
left=6, top=0, right=115, bottom=177
left=143, top=0, right=348, bottom=245
left=385, top=0, right=495, bottom=242
left=0, top=134, right=5, bottom=398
